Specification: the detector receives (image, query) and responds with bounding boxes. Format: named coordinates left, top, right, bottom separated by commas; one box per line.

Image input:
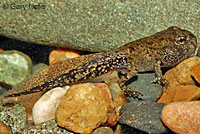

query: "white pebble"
left=32, top=86, right=70, bottom=124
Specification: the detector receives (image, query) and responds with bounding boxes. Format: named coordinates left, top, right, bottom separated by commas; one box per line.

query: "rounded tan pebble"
left=191, top=62, right=200, bottom=84
left=94, top=83, right=119, bottom=126
left=49, top=48, right=80, bottom=64
left=161, top=101, right=200, bottom=134
left=158, top=85, right=200, bottom=104
left=0, top=121, right=11, bottom=134
left=92, top=127, right=113, bottom=134
left=32, top=86, right=70, bottom=124
left=55, top=83, right=108, bottom=134
left=164, top=56, right=200, bottom=89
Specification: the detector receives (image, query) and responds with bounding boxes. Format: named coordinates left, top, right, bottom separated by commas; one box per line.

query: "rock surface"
left=32, top=63, right=47, bottom=74
left=191, top=62, right=200, bottom=84
left=0, top=0, right=199, bottom=52
left=49, top=48, right=80, bottom=64
left=0, top=50, right=32, bottom=87
left=0, top=100, right=28, bottom=133
left=92, top=127, right=113, bottom=134
left=119, top=101, right=168, bottom=134
left=56, top=83, right=118, bottom=133
left=158, top=85, right=200, bottom=104
left=161, top=101, right=200, bottom=134
left=22, top=120, right=73, bottom=134
left=126, top=73, right=163, bottom=102
left=158, top=57, right=200, bottom=103
left=163, top=56, right=200, bottom=89
left=32, top=86, right=70, bottom=124
left=0, top=121, right=12, bottom=134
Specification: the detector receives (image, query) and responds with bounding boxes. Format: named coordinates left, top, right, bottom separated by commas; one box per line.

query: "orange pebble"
left=49, top=48, right=80, bottom=64
left=0, top=121, right=12, bottom=134
left=191, top=62, right=200, bottom=83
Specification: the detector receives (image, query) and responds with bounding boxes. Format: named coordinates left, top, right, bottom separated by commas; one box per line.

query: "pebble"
left=161, top=101, right=200, bottom=134
left=114, top=124, right=147, bottom=134
left=22, top=120, right=73, bottom=134
left=32, top=63, right=47, bottom=74
left=191, top=62, right=200, bottom=83
left=49, top=48, right=80, bottom=64
left=158, top=85, right=200, bottom=104
left=126, top=73, right=163, bottom=102
left=92, top=127, right=113, bottom=134
left=0, top=50, right=32, bottom=87
left=163, top=56, right=200, bottom=88
left=0, top=121, right=12, bottom=134
left=56, top=83, right=118, bottom=133
left=108, top=83, right=127, bottom=111
left=119, top=101, right=168, bottom=134
left=0, top=100, right=28, bottom=133
left=32, top=86, right=70, bottom=124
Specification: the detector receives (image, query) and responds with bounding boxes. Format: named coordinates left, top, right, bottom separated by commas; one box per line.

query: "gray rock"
left=127, top=73, right=163, bottom=101
left=0, top=100, right=28, bottom=133
left=119, top=101, right=168, bottom=134
left=92, top=127, right=113, bottom=134
left=0, top=50, right=32, bottom=87
left=22, top=119, right=73, bottom=134
left=0, top=0, right=199, bottom=52
left=114, top=124, right=147, bottom=134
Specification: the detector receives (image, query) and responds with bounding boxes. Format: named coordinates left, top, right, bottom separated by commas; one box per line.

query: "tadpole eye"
left=176, top=36, right=187, bottom=45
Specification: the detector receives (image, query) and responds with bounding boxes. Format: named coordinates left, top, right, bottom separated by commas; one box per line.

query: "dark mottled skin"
left=3, top=26, right=197, bottom=99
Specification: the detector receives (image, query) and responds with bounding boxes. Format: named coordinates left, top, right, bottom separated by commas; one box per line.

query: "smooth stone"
left=109, top=83, right=127, bottom=111
left=158, top=85, right=200, bottom=104
left=191, top=62, right=200, bottom=84
left=119, top=101, right=168, bottom=134
left=161, top=101, right=200, bottom=134
left=56, top=83, right=118, bottom=133
left=0, top=100, right=28, bottom=133
left=22, top=120, right=73, bottom=134
left=0, top=1, right=199, bottom=52
left=0, top=121, right=12, bottom=134
left=32, top=63, right=47, bottom=74
left=49, top=48, right=80, bottom=64
left=126, top=73, right=163, bottom=101
left=92, top=127, right=113, bottom=134
left=0, top=50, right=32, bottom=87
left=32, top=86, right=70, bottom=124
left=163, top=56, right=200, bottom=89
left=93, top=83, right=119, bottom=126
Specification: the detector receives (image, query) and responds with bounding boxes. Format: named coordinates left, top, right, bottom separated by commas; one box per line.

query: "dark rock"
left=119, top=101, right=168, bottom=134
left=127, top=73, right=163, bottom=101
left=0, top=50, right=32, bottom=87
left=0, top=100, right=28, bottom=133
left=22, top=119, right=73, bottom=134
left=114, top=124, right=147, bottom=134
